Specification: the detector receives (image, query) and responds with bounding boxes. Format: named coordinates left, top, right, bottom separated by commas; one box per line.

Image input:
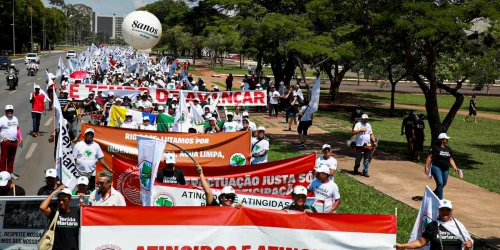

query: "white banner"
left=137, top=136, right=166, bottom=206
left=152, top=184, right=324, bottom=212
left=81, top=206, right=397, bottom=250
left=408, top=186, right=440, bottom=249
left=54, top=90, right=79, bottom=190
left=69, top=84, right=267, bottom=106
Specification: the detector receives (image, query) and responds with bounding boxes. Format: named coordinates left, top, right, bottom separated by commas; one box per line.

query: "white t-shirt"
left=88, top=187, right=126, bottom=206
left=307, top=179, right=340, bottom=212
left=316, top=156, right=338, bottom=181
left=269, top=91, right=280, bottom=104
left=121, top=121, right=138, bottom=129
left=354, top=122, right=373, bottom=146
left=73, top=141, right=104, bottom=174
left=223, top=120, right=239, bottom=132
left=192, top=85, right=199, bottom=91
left=251, top=137, right=269, bottom=164
left=136, top=100, right=152, bottom=108
left=140, top=124, right=157, bottom=131
left=299, top=106, right=313, bottom=121
left=0, top=116, right=19, bottom=141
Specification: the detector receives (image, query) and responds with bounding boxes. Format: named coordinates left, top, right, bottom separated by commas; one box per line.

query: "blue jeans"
left=431, top=164, right=449, bottom=199
left=31, top=112, right=41, bottom=133
left=354, top=147, right=371, bottom=173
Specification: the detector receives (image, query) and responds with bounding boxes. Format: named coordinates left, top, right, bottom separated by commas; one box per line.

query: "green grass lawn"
left=267, top=138, right=418, bottom=243
left=355, top=92, right=500, bottom=116
left=315, top=97, right=500, bottom=194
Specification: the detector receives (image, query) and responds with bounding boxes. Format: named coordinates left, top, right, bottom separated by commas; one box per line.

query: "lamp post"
left=30, top=7, right=33, bottom=52
left=12, top=0, right=15, bottom=56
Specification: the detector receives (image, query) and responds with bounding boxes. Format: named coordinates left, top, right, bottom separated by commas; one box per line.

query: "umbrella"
left=70, top=70, right=90, bottom=79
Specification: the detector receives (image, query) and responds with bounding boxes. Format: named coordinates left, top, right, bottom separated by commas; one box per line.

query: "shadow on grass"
left=470, top=144, right=500, bottom=153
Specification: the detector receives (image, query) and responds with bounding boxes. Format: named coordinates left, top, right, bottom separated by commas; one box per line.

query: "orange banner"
left=80, top=124, right=251, bottom=171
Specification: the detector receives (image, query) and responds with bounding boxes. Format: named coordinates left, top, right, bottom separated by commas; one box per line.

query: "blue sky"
left=42, top=0, right=158, bottom=16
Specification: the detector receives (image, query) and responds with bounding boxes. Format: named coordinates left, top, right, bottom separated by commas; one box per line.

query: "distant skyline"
left=41, top=0, right=158, bottom=16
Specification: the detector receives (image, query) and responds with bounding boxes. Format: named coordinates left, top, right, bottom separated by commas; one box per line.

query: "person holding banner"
left=307, top=165, right=341, bottom=213
left=120, top=112, right=138, bottom=129
left=283, top=186, right=317, bottom=213
left=39, top=185, right=80, bottom=250
left=0, top=105, right=23, bottom=173
left=251, top=126, right=269, bottom=164
left=394, top=199, right=473, bottom=250
left=72, top=176, right=91, bottom=195
left=196, top=163, right=242, bottom=208
left=156, top=152, right=186, bottom=184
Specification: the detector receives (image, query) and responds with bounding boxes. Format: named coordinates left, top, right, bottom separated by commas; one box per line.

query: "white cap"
left=77, top=176, right=89, bottom=185
left=257, top=126, right=265, bottom=131
left=62, top=89, right=69, bottom=93
left=5, top=105, right=13, bottom=110
left=221, top=186, right=236, bottom=195
left=361, top=114, right=369, bottom=119
left=209, top=117, right=217, bottom=121
left=143, top=116, right=150, bottom=121
left=126, top=111, right=133, bottom=117
left=322, top=144, right=331, bottom=150
left=315, top=165, right=330, bottom=174
left=438, top=133, right=450, bottom=140
left=158, top=106, right=165, bottom=111
left=439, top=199, right=453, bottom=209
left=194, top=98, right=200, bottom=102
left=108, top=91, right=114, bottom=96
left=205, top=113, right=212, bottom=119
left=168, top=94, right=174, bottom=98
left=214, top=85, right=219, bottom=89
left=226, top=112, right=234, bottom=116
left=191, top=81, right=196, bottom=84
left=163, top=152, right=176, bottom=164
left=153, top=100, right=158, bottom=104
left=293, top=185, right=308, bottom=196
left=172, top=97, right=178, bottom=101
left=57, top=188, right=72, bottom=196
left=45, top=168, right=57, bottom=178
left=84, top=128, right=95, bottom=134
left=256, top=84, right=261, bottom=87
left=240, top=82, right=245, bottom=86
left=34, top=84, right=40, bottom=89
left=0, top=171, right=11, bottom=186
left=242, top=112, right=249, bottom=117
left=115, top=97, right=122, bottom=102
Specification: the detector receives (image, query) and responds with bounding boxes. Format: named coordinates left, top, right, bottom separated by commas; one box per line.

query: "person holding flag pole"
left=297, top=77, right=321, bottom=147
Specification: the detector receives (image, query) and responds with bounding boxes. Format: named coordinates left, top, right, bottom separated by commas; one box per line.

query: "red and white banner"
left=81, top=207, right=397, bottom=250
left=152, top=183, right=324, bottom=212
left=69, top=84, right=267, bottom=106
left=113, top=154, right=316, bottom=206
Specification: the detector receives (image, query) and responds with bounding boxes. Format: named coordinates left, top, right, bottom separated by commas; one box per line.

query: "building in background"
left=91, top=13, right=126, bottom=40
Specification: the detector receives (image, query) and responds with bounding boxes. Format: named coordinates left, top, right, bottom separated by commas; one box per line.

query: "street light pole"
left=30, top=8, right=33, bottom=53
left=12, top=0, right=15, bottom=57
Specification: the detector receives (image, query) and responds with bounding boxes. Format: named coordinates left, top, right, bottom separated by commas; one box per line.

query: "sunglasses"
left=223, top=195, right=236, bottom=200
left=5, top=110, right=13, bottom=113
left=96, top=181, right=109, bottom=186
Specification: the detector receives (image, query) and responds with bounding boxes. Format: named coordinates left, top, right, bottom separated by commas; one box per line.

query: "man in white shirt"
left=140, top=116, right=156, bottom=131
left=0, top=105, right=23, bottom=173
left=239, top=111, right=257, bottom=133
left=352, top=114, right=377, bottom=177
left=120, top=112, right=138, bottom=129
left=222, top=112, right=239, bottom=132
left=193, top=99, right=203, bottom=115
left=315, top=144, right=337, bottom=181
left=88, top=171, right=126, bottom=206
left=73, top=128, right=113, bottom=190
left=307, top=165, right=341, bottom=213
left=191, top=81, right=199, bottom=91
left=268, top=85, right=280, bottom=119
left=251, top=126, right=269, bottom=164
left=136, top=92, right=152, bottom=109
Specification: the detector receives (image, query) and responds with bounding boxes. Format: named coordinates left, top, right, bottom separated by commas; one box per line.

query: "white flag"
left=54, top=90, right=79, bottom=190
left=309, top=77, right=321, bottom=112
left=55, top=57, right=65, bottom=78
left=173, top=90, right=191, bottom=132
left=137, top=136, right=166, bottom=206
left=408, top=186, right=440, bottom=249
left=65, top=59, right=75, bottom=76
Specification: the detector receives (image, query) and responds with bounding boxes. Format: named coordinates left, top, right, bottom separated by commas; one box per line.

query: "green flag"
left=204, top=121, right=225, bottom=129
left=157, top=113, right=175, bottom=132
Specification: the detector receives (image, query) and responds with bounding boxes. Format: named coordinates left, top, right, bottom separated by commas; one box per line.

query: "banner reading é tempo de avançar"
left=81, top=124, right=251, bottom=171
left=112, top=154, right=316, bottom=206
left=69, top=84, right=268, bottom=106
left=81, top=206, right=397, bottom=250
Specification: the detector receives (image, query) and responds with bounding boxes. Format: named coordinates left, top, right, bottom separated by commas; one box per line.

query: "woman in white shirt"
left=297, top=100, right=313, bottom=147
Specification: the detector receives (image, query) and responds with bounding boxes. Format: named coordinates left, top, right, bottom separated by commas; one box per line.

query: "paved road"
left=4, top=51, right=71, bottom=195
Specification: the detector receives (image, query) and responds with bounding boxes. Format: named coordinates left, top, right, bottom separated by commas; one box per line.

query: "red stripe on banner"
left=82, top=207, right=397, bottom=234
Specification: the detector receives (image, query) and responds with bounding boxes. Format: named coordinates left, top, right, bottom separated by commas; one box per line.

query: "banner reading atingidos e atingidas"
left=81, top=206, right=397, bottom=250
left=81, top=124, right=251, bottom=170
left=69, top=84, right=268, bottom=106
left=112, top=154, right=315, bottom=206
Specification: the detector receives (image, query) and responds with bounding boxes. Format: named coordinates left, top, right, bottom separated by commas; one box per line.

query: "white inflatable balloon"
left=121, top=11, right=162, bottom=50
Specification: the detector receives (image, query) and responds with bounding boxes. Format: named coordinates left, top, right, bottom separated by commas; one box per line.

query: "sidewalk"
left=251, top=114, right=500, bottom=249
left=385, top=103, right=500, bottom=121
